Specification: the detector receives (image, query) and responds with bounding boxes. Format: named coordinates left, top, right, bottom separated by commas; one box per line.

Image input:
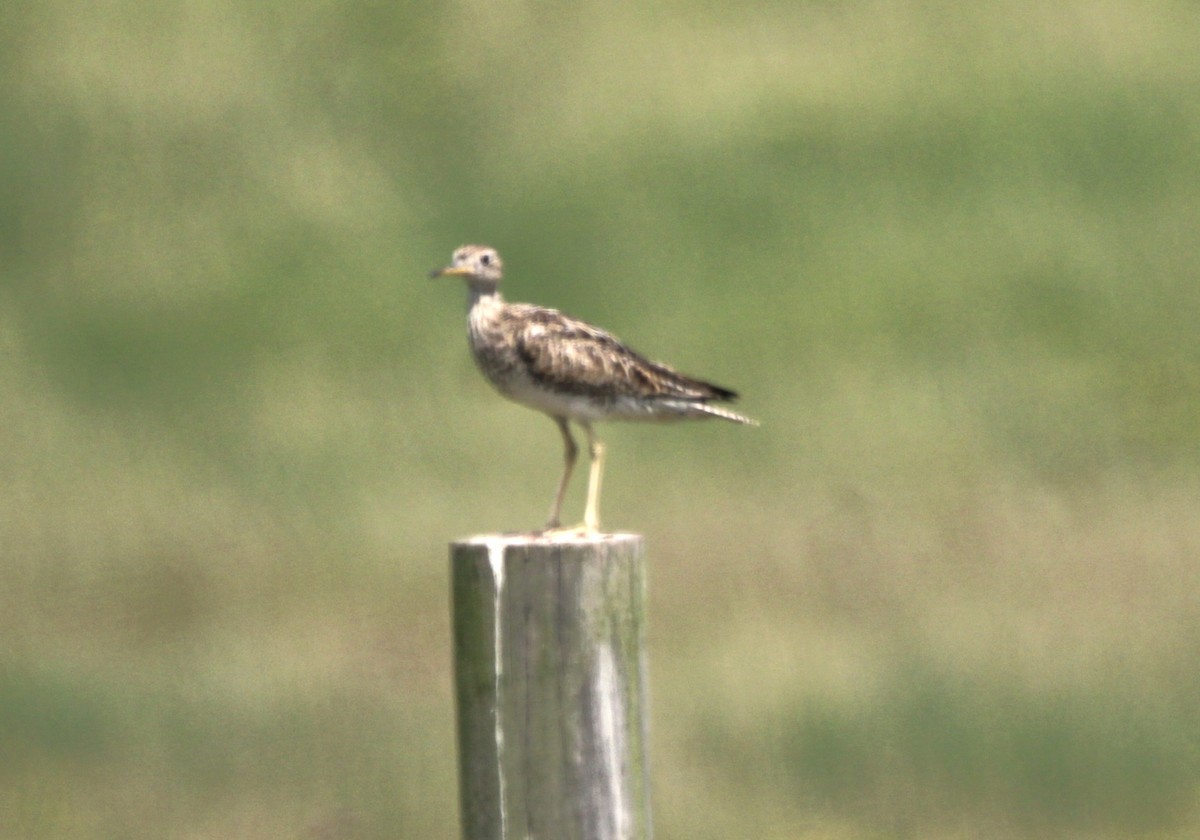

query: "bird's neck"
left=467, top=283, right=503, bottom=314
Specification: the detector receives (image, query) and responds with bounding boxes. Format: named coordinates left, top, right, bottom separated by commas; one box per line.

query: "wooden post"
left=451, top=533, right=651, bottom=840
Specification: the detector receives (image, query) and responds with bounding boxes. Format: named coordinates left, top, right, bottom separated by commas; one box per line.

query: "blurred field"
left=4, top=1, right=1200, bottom=837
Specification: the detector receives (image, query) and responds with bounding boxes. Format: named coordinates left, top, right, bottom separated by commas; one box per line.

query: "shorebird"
left=431, top=244, right=756, bottom=534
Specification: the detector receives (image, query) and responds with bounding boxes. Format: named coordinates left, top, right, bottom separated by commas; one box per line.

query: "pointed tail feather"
left=693, top=402, right=759, bottom=425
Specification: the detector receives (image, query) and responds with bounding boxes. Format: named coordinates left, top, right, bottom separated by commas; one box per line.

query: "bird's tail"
left=693, top=402, right=759, bottom=425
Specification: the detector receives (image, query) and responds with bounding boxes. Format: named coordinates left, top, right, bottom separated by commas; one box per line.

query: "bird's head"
left=429, top=245, right=503, bottom=287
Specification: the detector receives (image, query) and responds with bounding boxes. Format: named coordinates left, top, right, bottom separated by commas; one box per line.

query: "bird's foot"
left=539, top=521, right=601, bottom=539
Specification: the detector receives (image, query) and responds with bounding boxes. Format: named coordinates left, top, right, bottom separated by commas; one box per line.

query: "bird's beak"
left=429, top=265, right=472, bottom=279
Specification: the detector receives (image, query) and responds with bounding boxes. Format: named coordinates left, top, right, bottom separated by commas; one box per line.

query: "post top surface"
left=452, top=531, right=643, bottom=549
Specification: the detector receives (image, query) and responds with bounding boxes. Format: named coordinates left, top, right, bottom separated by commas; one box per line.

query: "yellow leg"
left=582, top=422, right=604, bottom=533
left=546, top=416, right=577, bottom=529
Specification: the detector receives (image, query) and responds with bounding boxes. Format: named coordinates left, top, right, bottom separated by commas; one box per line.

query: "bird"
left=431, top=244, right=756, bottom=534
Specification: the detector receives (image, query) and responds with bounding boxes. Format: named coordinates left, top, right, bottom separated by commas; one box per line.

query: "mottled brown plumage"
left=431, top=244, right=755, bottom=533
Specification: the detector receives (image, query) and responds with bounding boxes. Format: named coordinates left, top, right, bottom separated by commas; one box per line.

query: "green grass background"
left=4, top=1, right=1200, bottom=837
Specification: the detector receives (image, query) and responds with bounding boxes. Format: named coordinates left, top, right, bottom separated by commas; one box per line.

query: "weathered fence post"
left=451, top=533, right=651, bottom=840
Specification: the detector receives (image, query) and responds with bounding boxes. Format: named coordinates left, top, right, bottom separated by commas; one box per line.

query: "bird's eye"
left=479, top=253, right=492, bottom=266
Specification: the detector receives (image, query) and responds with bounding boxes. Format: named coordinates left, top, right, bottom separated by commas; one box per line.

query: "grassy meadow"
left=4, top=1, right=1200, bottom=837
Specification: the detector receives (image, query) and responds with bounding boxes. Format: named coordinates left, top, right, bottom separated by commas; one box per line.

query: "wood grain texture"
left=451, top=533, right=651, bottom=840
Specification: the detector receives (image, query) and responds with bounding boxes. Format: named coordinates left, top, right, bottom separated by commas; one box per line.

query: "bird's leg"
left=582, top=422, right=604, bottom=533
left=545, top=416, right=577, bottom=529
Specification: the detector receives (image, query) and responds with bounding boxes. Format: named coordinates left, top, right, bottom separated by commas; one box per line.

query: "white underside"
left=495, top=376, right=736, bottom=423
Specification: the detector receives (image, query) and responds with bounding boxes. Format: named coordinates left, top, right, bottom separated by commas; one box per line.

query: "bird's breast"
left=467, top=308, right=521, bottom=379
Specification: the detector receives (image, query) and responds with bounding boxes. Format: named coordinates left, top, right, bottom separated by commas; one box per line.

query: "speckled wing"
left=506, top=303, right=739, bottom=403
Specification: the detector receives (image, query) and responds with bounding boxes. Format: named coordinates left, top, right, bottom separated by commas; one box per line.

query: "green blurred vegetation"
left=4, top=1, right=1200, bottom=837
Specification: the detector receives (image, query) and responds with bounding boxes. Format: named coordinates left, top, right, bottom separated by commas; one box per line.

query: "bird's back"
left=469, top=296, right=753, bottom=425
